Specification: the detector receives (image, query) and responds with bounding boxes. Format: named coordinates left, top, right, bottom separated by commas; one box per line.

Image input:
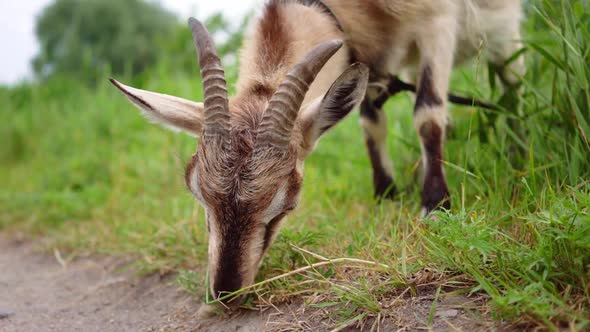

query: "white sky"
left=0, top=0, right=260, bottom=85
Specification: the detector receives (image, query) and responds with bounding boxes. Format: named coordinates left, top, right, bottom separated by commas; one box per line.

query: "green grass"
left=2, top=0, right=589, bottom=329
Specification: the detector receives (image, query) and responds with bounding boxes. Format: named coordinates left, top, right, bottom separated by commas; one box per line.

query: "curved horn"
left=256, top=40, right=344, bottom=150
left=189, top=17, right=230, bottom=144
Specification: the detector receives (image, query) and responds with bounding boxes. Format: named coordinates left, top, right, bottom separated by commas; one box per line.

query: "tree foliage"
left=157, top=13, right=251, bottom=75
left=33, top=0, right=177, bottom=82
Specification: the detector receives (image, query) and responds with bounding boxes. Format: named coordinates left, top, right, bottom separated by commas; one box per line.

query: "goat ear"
left=110, top=79, right=204, bottom=137
left=299, top=63, right=369, bottom=156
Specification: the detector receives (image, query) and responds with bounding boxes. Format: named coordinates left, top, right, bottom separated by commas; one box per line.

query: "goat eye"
left=265, top=213, right=284, bottom=231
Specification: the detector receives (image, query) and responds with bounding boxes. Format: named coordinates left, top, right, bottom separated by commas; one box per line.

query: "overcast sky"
left=0, top=0, right=260, bottom=85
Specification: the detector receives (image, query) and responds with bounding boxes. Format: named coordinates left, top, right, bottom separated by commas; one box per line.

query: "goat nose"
left=211, top=279, right=243, bottom=305
left=212, top=289, right=244, bottom=308
left=212, top=265, right=243, bottom=298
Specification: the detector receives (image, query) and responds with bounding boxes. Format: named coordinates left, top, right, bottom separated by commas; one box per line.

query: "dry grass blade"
left=210, top=256, right=391, bottom=305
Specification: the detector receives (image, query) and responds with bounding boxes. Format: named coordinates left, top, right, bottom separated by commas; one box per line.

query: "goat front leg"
left=414, top=19, right=456, bottom=216
left=361, top=81, right=397, bottom=200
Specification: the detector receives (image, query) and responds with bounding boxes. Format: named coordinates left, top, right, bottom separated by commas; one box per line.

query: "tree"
left=33, top=0, right=177, bottom=82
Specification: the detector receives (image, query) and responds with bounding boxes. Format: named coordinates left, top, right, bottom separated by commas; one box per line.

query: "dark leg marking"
left=415, top=65, right=449, bottom=214
left=363, top=75, right=415, bottom=113
left=360, top=95, right=379, bottom=123
left=366, top=137, right=397, bottom=199
left=415, top=65, right=443, bottom=111
left=419, top=121, right=451, bottom=213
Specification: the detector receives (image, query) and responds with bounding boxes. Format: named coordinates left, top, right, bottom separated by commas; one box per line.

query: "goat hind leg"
left=488, top=22, right=527, bottom=163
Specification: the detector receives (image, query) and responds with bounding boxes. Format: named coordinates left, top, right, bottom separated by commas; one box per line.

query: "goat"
left=111, top=0, right=524, bottom=305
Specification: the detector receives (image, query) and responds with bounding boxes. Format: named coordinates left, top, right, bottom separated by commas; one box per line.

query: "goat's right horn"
left=256, top=40, right=344, bottom=150
left=189, top=17, right=231, bottom=145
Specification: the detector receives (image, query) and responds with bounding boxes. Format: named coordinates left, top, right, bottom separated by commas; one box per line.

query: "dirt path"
left=0, top=233, right=499, bottom=331
left=0, top=234, right=270, bottom=332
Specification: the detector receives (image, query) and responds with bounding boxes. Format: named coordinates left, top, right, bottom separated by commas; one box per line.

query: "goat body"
left=237, top=0, right=524, bottom=214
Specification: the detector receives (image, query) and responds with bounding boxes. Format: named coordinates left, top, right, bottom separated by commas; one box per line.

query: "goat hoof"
left=421, top=184, right=451, bottom=217
left=421, top=198, right=451, bottom=217
left=375, top=183, right=397, bottom=202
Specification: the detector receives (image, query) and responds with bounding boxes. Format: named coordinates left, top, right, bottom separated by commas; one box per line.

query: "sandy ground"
left=0, top=233, right=500, bottom=331
left=0, top=234, right=270, bottom=332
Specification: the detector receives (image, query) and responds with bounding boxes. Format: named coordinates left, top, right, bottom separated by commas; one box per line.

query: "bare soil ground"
left=0, top=233, right=501, bottom=331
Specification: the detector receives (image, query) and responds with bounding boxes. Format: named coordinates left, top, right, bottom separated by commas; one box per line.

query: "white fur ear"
left=110, top=79, right=204, bottom=137
left=299, top=63, right=369, bottom=156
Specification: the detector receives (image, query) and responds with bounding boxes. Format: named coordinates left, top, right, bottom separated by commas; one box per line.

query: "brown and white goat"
left=111, top=0, right=524, bottom=303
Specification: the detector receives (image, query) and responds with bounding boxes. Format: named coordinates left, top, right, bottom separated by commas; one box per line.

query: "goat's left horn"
left=256, top=40, right=344, bottom=150
left=189, top=17, right=231, bottom=145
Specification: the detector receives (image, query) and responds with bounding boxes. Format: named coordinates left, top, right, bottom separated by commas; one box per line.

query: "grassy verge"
left=1, top=0, right=589, bottom=329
